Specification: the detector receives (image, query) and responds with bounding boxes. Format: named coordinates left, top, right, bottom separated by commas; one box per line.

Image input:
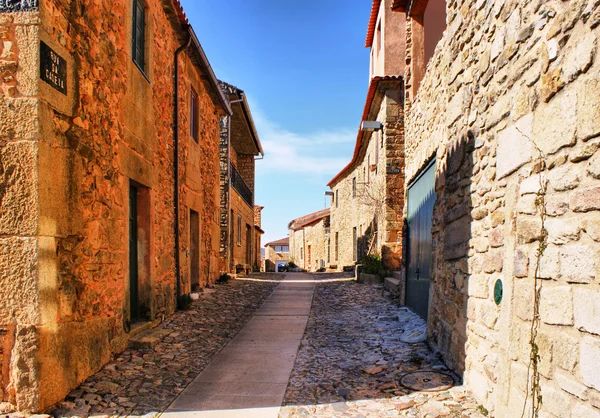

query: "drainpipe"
left=173, top=29, right=192, bottom=300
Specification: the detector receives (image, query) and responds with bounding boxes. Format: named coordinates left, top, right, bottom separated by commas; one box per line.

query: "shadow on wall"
left=428, top=130, right=476, bottom=379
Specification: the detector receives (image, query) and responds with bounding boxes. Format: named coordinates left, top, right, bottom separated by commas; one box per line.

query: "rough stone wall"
left=329, top=93, right=404, bottom=271
left=237, top=154, right=255, bottom=193
left=0, top=0, right=223, bottom=411
left=0, top=9, right=41, bottom=410
left=264, top=245, right=289, bottom=272
left=289, top=218, right=330, bottom=272
left=178, top=56, right=222, bottom=290
left=230, top=189, right=254, bottom=272
left=404, top=1, right=600, bottom=416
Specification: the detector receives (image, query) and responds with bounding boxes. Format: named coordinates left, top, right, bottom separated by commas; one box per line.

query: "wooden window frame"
left=132, top=0, right=147, bottom=73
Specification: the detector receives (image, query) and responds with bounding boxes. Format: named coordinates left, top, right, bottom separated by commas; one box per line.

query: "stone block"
left=517, top=194, right=538, bottom=215
left=553, top=332, right=579, bottom=372
left=545, top=217, right=581, bottom=245
left=489, top=226, right=504, bottom=248
left=541, top=384, right=573, bottom=415
left=570, top=186, right=600, bottom=212
left=491, top=209, right=505, bottom=227
left=574, top=288, right=600, bottom=335
left=581, top=335, right=600, bottom=391
left=0, top=141, right=38, bottom=235
left=0, top=97, right=38, bottom=139
left=540, top=286, right=573, bottom=325
left=517, top=217, right=543, bottom=244
left=539, top=246, right=561, bottom=280
left=555, top=370, right=589, bottom=400
left=589, top=152, right=600, bottom=179
left=520, top=174, right=547, bottom=196
left=571, top=140, right=599, bottom=162
left=497, top=115, right=534, bottom=179
left=559, top=245, right=596, bottom=283
left=514, top=249, right=529, bottom=278
left=467, top=274, right=489, bottom=298
left=582, top=213, right=600, bottom=242
left=572, top=403, right=600, bottom=418
left=0, top=238, right=39, bottom=325
left=533, top=89, right=577, bottom=155
left=546, top=194, right=569, bottom=217
left=563, top=24, right=596, bottom=84
left=482, top=249, right=503, bottom=273
left=548, top=166, right=581, bottom=191
left=514, top=280, right=534, bottom=321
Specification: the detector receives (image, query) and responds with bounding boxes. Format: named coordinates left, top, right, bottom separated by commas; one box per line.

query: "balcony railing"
left=230, top=162, right=253, bottom=207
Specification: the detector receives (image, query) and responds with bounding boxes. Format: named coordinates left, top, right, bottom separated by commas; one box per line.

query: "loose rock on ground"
left=279, top=279, right=486, bottom=418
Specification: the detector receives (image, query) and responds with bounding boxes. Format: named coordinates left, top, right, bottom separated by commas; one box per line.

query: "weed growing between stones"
left=517, top=128, right=548, bottom=418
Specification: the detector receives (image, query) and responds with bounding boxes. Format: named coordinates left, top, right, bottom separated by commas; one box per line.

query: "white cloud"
left=252, top=110, right=355, bottom=176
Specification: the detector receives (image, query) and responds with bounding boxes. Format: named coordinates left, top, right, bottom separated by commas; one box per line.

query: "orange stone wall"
left=0, top=0, right=224, bottom=411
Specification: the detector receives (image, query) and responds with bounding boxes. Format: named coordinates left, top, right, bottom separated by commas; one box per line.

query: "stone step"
left=128, top=326, right=171, bottom=349
left=393, top=270, right=403, bottom=280
left=384, top=277, right=401, bottom=293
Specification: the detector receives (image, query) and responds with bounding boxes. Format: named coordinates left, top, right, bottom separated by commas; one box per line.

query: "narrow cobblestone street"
left=45, top=277, right=278, bottom=418
left=279, top=278, right=486, bottom=418
left=19, top=274, right=489, bottom=418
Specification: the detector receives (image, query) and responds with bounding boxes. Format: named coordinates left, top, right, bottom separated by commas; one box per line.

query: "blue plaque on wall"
left=0, top=0, right=38, bottom=12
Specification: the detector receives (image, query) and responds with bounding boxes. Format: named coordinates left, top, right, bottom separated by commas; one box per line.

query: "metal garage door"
left=406, top=159, right=436, bottom=320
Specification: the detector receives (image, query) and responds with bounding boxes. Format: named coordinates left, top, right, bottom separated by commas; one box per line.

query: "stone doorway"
left=129, top=183, right=151, bottom=325
left=190, top=210, right=200, bottom=292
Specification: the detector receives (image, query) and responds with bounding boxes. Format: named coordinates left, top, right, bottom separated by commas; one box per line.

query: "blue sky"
left=180, top=0, right=372, bottom=245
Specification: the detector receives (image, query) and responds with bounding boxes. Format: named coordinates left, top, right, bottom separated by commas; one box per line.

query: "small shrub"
left=288, top=261, right=297, bottom=269
left=477, top=405, right=489, bottom=416
left=177, top=293, right=193, bottom=310
left=362, top=254, right=384, bottom=276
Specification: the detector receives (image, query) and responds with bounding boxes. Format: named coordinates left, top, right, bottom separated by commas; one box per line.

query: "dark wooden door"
left=190, top=210, right=200, bottom=291
left=246, top=225, right=252, bottom=266
left=129, top=185, right=139, bottom=323
left=406, top=160, right=436, bottom=320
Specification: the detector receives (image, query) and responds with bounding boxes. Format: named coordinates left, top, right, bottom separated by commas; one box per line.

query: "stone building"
left=0, top=0, right=230, bottom=412
left=264, top=237, right=290, bottom=272
left=218, top=82, right=264, bottom=275
left=327, top=0, right=406, bottom=272
left=288, top=209, right=331, bottom=272
left=390, top=0, right=600, bottom=416
left=254, top=205, right=265, bottom=270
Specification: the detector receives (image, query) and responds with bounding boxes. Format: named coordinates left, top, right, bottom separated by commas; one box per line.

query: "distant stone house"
left=254, top=205, right=265, bottom=270
left=389, top=0, right=600, bottom=416
left=328, top=0, right=406, bottom=272
left=218, top=82, right=264, bottom=274
left=0, top=0, right=231, bottom=412
left=264, top=237, right=290, bottom=272
left=288, top=209, right=331, bottom=272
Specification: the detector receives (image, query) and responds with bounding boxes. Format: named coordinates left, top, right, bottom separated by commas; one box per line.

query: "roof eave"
left=365, top=0, right=382, bottom=48
left=188, top=27, right=233, bottom=116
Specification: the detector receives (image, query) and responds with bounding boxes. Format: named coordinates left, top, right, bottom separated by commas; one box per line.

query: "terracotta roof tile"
left=288, top=208, right=330, bottom=231
left=365, top=0, right=382, bottom=48
left=265, top=237, right=289, bottom=247
left=327, top=76, right=402, bottom=187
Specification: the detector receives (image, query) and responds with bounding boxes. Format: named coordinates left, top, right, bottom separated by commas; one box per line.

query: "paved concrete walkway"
left=161, top=273, right=315, bottom=417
